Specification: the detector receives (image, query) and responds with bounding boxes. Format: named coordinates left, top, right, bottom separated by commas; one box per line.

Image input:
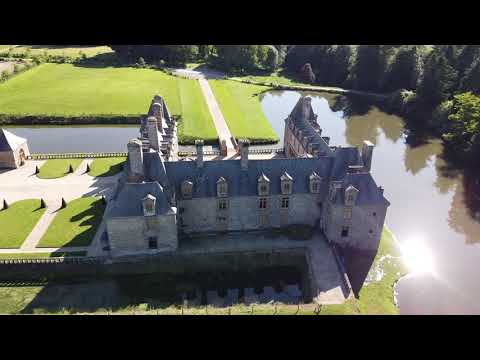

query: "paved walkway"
left=198, top=78, right=237, bottom=157
left=0, top=160, right=120, bottom=255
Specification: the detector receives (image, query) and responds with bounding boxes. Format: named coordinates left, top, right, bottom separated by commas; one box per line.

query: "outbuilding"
left=0, top=129, right=30, bottom=169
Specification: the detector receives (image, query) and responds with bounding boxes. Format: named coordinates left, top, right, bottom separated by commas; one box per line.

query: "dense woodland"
left=107, top=45, right=480, bottom=168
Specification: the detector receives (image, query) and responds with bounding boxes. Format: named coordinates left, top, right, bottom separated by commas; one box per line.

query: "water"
left=3, top=126, right=139, bottom=153
left=260, top=90, right=480, bottom=314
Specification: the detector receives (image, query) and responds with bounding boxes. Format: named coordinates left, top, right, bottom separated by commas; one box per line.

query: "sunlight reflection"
left=400, top=237, right=435, bottom=275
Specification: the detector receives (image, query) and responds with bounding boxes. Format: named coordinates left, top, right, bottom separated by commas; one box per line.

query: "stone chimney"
left=127, top=139, right=144, bottom=182
left=147, top=117, right=160, bottom=152
left=301, top=96, right=313, bottom=119
left=196, top=139, right=204, bottom=169
left=239, top=139, right=250, bottom=170
left=361, top=141, right=374, bottom=172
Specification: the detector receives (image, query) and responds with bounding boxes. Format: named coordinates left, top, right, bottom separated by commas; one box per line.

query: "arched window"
left=281, top=172, right=293, bottom=195
left=258, top=173, right=270, bottom=196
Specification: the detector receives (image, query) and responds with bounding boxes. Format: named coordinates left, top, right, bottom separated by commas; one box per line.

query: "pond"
left=3, top=126, right=140, bottom=153
left=260, top=90, right=480, bottom=315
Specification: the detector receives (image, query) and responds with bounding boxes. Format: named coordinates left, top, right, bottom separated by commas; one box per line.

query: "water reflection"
left=260, top=90, right=480, bottom=314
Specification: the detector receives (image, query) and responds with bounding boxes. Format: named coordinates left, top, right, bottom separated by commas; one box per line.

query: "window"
left=148, top=237, right=158, bottom=249
left=261, top=185, right=268, bottom=193
left=259, top=198, right=268, bottom=209
left=282, top=183, right=291, bottom=194
left=260, top=214, right=268, bottom=226
left=217, top=178, right=228, bottom=197
left=344, top=208, right=352, bottom=220
left=181, top=181, right=193, bottom=199
left=217, top=216, right=227, bottom=223
left=341, top=227, right=349, bottom=238
left=346, top=195, right=354, bottom=203
left=311, top=182, right=319, bottom=193
left=218, top=199, right=228, bottom=211
left=281, top=197, right=290, bottom=209
left=373, top=212, right=377, bottom=217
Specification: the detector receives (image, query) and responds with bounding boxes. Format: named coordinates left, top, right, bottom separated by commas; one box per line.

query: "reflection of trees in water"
left=447, top=171, right=480, bottom=244
left=329, top=95, right=405, bottom=147
left=403, top=140, right=442, bottom=175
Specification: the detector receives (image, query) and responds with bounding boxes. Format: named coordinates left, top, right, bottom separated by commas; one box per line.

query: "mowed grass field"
left=37, top=159, right=84, bottom=179
left=88, top=157, right=126, bottom=177
left=37, top=197, right=106, bottom=248
left=0, top=63, right=216, bottom=144
left=209, top=80, right=279, bottom=144
left=0, top=45, right=113, bottom=58
left=0, top=200, right=46, bottom=249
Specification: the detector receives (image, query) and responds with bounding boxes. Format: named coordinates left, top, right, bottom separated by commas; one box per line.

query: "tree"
left=300, top=63, right=316, bottom=83
left=264, top=45, right=279, bottom=71
left=443, top=92, right=480, bottom=165
left=457, top=45, right=480, bottom=78
left=460, top=59, right=480, bottom=95
left=417, top=49, right=458, bottom=107
left=215, top=45, right=269, bottom=71
left=382, top=46, right=421, bottom=92
left=351, top=45, right=388, bottom=92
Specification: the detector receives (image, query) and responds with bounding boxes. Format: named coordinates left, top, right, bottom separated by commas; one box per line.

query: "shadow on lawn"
left=19, top=266, right=304, bottom=314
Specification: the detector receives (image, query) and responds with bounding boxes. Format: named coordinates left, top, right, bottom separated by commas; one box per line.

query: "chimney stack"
left=127, top=139, right=144, bottom=182
left=239, top=139, right=250, bottom=170
left=147, top=117, right=160, bottom=152
left=196, top=140, right=204, bottom=169
left=362, top=141, right=374, bottom=172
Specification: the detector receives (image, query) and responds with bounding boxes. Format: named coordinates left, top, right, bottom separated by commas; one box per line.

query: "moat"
left=5, top=90, right=480, bottom=314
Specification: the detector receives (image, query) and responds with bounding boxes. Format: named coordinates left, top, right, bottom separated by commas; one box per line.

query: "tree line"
left=107, top=45, right=480, bottom=167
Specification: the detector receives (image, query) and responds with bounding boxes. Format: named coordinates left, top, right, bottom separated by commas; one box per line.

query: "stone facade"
left=105, top=95, right=390, bottom=258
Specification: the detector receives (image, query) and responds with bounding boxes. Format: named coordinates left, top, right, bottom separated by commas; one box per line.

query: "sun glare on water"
left=400, top=237, right=435, bottom=275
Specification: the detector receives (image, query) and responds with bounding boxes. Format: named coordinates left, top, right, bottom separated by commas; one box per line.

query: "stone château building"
left=105, top=95, right=390, bottom=258
left=0, top=129, right=30, bottom=169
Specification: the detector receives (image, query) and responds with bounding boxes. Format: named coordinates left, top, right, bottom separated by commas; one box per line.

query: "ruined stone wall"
left=178, top=194, right=322, bottom=234
left=107, top=212, right=178, bottom=257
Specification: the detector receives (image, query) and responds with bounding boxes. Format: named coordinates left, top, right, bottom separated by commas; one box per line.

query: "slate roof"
left=0, top=129, right=27, bottom=152
left=105, top=182, right=172, bottom=218
left=334, top=172, right=390, bottom=206
left=163, top=158, right=334, bottom=198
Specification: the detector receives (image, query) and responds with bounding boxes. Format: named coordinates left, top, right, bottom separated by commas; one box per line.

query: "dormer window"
left=280, top=172, right=293, bottom=195
left=309, top=172, right=321, bottom=194
left=181, top=180, right=193, bottom=199
left=142, top=194, right=156, bottom=217
left=345, top=185, right=359, bottom=206
left=217, top=177, right=228, bottom=198
left=258, top=173, right=270, bottom=196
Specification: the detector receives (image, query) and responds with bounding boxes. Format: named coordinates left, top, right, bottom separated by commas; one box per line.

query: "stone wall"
left=107, top=211, right=178, bottom=257
left=323, top=203, right=388, bottom=251
left=0, top=142, right=29, bottom=169
left=0, top=249, right=312, bottom=299
left=178, top=194, right=322, bottom=234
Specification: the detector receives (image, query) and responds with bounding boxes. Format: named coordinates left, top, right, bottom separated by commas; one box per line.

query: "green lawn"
left=37, top=197, right=106, bottom=248
left=209, top=79, right=278, bottom=144
left=37, top=158, right=84, bottom=179
left=0, top=63, right=181, bottom=117
left=0, top=45, right=113, bottom=58
left=0, top=199, right=46, bottom=249
left=0, top=63, right=215, bottom=145
left=319, top=226, right=407, bottom=315
left=89, top=157, right=126, bottom=177
left=0, top=252, right=86, bottom=260
left=177, top=78, right=217, bottom=144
